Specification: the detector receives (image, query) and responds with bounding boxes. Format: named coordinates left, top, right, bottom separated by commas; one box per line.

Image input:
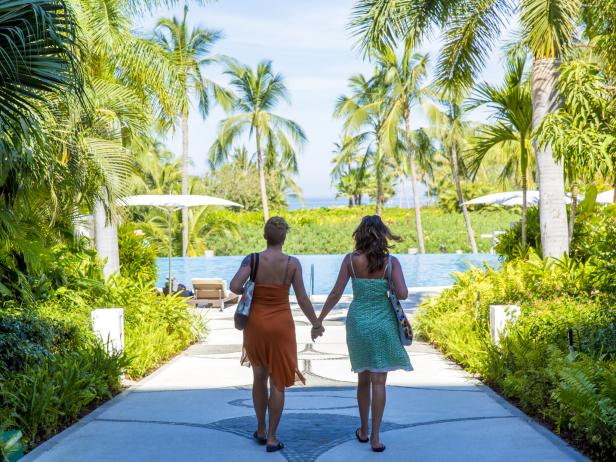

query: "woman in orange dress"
left=230, top=217, right=324, bottom=453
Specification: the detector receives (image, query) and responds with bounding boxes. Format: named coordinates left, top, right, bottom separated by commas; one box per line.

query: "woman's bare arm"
left=290, top=258, right=320, bottom=328
left=391, top=257, right=408, bottom=300
left=229, top=254, right=252, bottom=294
left=318, top=255, right=351, bottom=323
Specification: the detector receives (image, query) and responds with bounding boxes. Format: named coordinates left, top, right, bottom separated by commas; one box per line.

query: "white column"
left=489, top=305, right=521, bottom=344
left=91, top=308, right=124, bottom=354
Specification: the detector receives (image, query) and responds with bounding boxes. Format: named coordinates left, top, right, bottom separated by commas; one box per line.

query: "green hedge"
left=0, top=269, right=203, bottom=454
left=416, top=254, right=616, bottom=459
left=199, top=206, right=518, bottom=255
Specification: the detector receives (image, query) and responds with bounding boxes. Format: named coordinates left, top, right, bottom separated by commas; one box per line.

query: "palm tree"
left=350, top=0, right=577, bottom=258
left=155, top=5, right=231, bottom=255
left=425, top=95, right=479, bottom=253
left=186, top=207, right=239, bottom=256
left=331, top=135, right=368, bottom=206
left=539, top=57, right=615, bottom=240
left=0, top=0, right=80, bottom=140
left=376, top=40, right=429, bottom=252
left=0, top=0, right=82, bottom=301
left=334, top=73, right=394, bottom=215
left=209, top=60, right=307, bottom=221
left=132, top=141, right=182, bottom=195
left=465, top=55, right=534, bottom=247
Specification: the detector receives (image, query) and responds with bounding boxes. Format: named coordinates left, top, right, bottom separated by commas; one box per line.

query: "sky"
left=136, top=0, right=510, bottom=198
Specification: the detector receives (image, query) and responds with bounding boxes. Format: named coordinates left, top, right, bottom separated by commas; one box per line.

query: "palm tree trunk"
left=521, top=172, right=528, bottom=249
left=94, top=196, right=120, bottom=280
left=520, top=141, right=529, bottom=249
left=255, top=125, right=270, bottom=221
left=531, top=58, right=569, bottom=258
left=450, top=145, right=478, bottom=254
left=405, top=116, right=425, bottom=254
left=403, top=179, right=410, bottom=209
left=568, top=182, right=578, bottom=243
left=375, top=163, right=383, bottom=216
left=181, top=113, right=189, bottom=257
left=348, top=197, right=353, bottom=207
left=613, top=179, right=616, bottom=203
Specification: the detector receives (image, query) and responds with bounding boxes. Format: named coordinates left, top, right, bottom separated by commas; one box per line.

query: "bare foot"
left=356, top=427, right=369, bottom=442
left=266, top=436, right=278, bottom=446
left=370, top=435, right=384, bottom=451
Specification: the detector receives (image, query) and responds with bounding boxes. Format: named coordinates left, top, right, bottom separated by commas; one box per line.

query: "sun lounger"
left=190, top=278, right=239, bottom=311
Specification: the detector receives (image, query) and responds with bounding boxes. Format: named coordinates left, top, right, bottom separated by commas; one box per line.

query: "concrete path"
left=24, top=299, right=585, bottom=462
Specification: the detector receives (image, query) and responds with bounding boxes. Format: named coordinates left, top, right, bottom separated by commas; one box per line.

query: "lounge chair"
left=190, top=278, right=239, bottom=311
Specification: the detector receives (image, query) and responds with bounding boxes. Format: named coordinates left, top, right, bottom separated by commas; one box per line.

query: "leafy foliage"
left=203, top=163, right=288, bottom=211
left=1, top=342, right=126, bottom=448
left=497, top=202, right=616, bottom=291
left=539, top=58, right=616, bottom=189
left=197, top=206, right=518, bottom=255
left=102, top=276, right=202, bottom=378
left=416, top=252, right=616, bottom=458
left=118, top=225, right=158, bottom=283
left=0, top=258, right=203, bottom=452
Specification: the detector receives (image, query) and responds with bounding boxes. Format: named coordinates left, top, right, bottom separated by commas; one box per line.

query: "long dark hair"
left=352, top=215, right=402, bottom=273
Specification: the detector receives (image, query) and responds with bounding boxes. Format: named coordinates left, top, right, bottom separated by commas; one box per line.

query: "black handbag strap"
left=249, top=253, right=260, bottom=282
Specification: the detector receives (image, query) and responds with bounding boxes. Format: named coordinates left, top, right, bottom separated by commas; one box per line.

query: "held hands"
left=311, top=323, right=325, bottom=342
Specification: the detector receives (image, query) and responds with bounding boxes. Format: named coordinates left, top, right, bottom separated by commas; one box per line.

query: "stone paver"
left=23, top=299, right=586, bottom=462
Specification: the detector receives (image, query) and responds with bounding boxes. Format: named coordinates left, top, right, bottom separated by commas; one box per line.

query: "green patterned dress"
left=346, top=258, right=412, bottom=373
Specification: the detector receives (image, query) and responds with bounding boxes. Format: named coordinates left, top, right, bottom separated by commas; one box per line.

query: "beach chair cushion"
left=192, top=278, right=228, bottom=300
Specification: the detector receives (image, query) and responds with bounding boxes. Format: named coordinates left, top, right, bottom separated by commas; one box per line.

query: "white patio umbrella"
left=596, top=189, right=615, bottom=204
left=118, top=194, right=242, bottom=289
left=463, top=191, right=540, bottom=207
left=463, top=190, right=578, bottom=206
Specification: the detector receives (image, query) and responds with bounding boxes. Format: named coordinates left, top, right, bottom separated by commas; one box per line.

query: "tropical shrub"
left=496, top=204, right=616, bottom=293
left=1, top=342, right=126, bottom=448
left=0, top=269, right=204, bottom=452
left=494, top=207, right=542, bottom=259
left=118, top=226, right=158, bottom=283
left=103, top=276, right=202, bottom=378
left=416, top=254, right=616, bottom=458
left=550, top=354, right=616, bottom=454
left=0, top=312, right=82, bottom=372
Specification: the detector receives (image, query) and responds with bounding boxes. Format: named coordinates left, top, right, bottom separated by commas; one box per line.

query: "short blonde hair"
left=264, top=216, right=290, bottom=245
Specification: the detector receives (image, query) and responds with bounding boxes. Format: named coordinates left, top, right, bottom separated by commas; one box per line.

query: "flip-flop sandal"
left=253, top=431, right=267, bottom=445
left=266, top=441, right=284, bottom=453
left=355, top=429, right=369, bottom=443
left=371, top=444, right=386, bottom=452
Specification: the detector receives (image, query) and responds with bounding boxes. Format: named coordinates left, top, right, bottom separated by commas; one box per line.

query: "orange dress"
left=241, top=283, right=305, bottom=390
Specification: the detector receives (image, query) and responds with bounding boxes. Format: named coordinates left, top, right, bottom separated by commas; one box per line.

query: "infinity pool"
left=156, top=253, right=501, bottom=294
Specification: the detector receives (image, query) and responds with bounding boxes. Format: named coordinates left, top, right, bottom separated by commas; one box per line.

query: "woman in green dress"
left=317, top=215, right=412, bottom=453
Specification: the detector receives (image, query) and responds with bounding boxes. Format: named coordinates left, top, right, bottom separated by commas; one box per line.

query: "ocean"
left=287, top=194, right=436, bottom=210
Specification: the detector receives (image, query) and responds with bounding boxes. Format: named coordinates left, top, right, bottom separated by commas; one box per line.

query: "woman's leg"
left=252, top=367, right=269, bottom=437
left=267, top=381, right=285, bottom=445
left=357, top=371, right=371, bottom=439
left=370, top=372, right=388, bottom=448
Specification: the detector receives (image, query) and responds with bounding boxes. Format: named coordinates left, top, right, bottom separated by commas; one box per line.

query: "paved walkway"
left=24, top=298, right=585, bottom=462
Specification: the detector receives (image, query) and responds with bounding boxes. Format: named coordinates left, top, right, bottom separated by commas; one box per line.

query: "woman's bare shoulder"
left=288, top=255, right=302, bottom=267
left=240, top=253, right=253, bottom=267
